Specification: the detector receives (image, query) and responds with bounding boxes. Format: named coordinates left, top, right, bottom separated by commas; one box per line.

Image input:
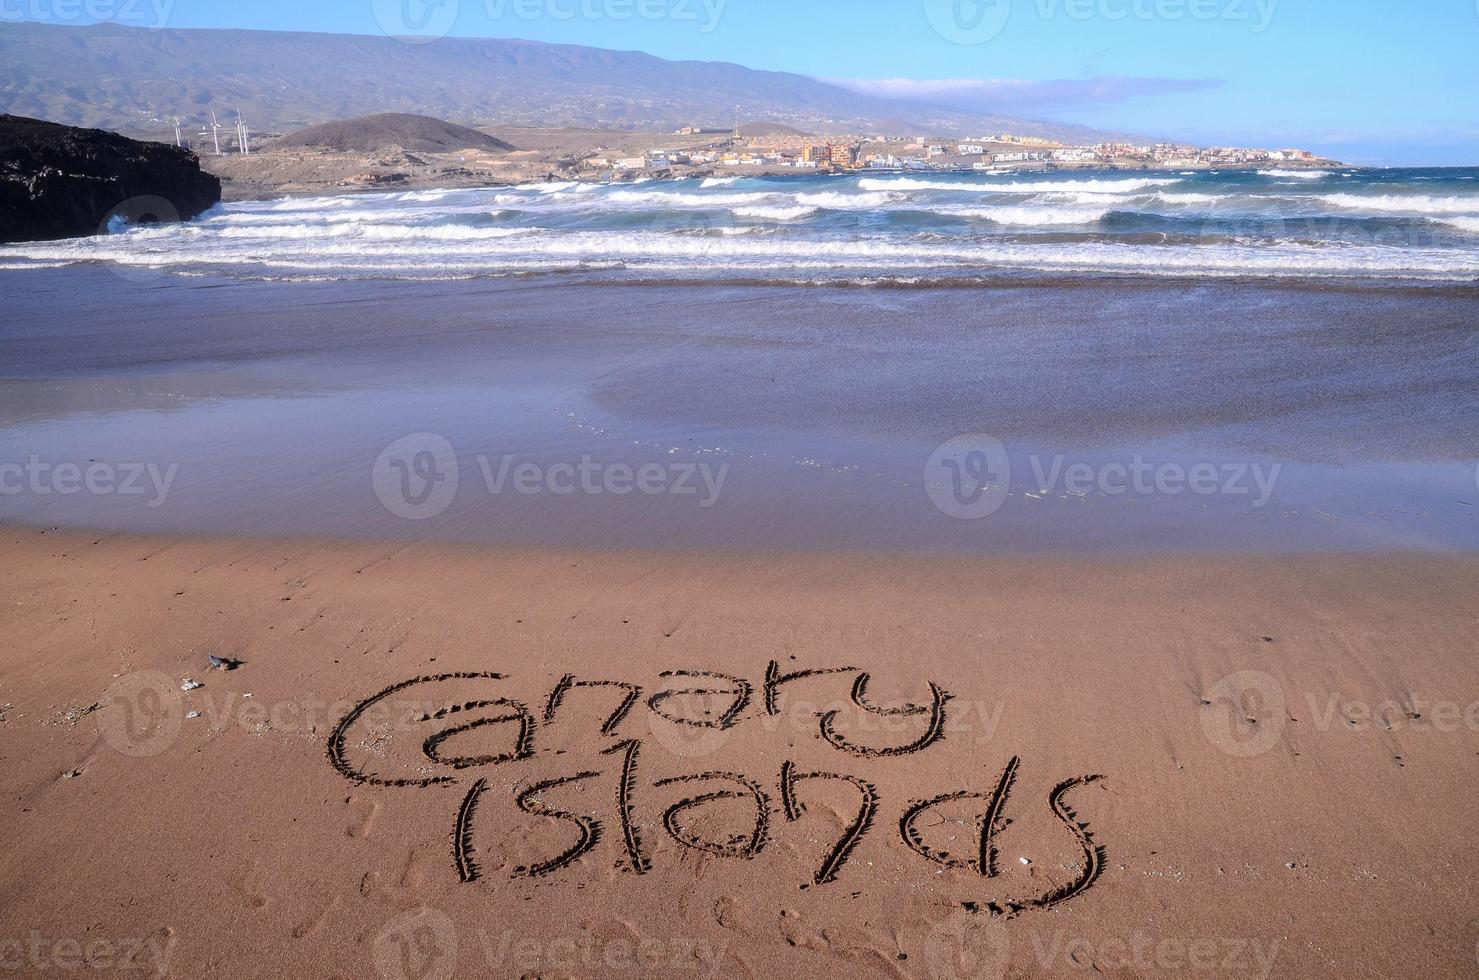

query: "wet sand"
left=1, top=270, right=1477, bottom=978
left=0, top=531, right=1476, bottom=978
left=1, top=269, right=1476, bottom=552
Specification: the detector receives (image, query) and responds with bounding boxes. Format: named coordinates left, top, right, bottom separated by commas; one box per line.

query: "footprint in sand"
left=291, top=896, right=340, bottom=940
left=347, top=797, right=381, bottom=839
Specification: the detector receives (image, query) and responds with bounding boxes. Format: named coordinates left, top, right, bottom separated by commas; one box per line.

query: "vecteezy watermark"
left=922, top=0, right=1013, bottom=44
left=1302, top=693, right=1479, bottom=735
left=0, top=456, right=177, bottom=508
left=479, top=929, right=727, bottom=977
left=647, top=692, right=1009, bottom=760
left=373, top=433, right=728, bottom=520
left=924, top=436, right=1281, bottom=521
left=1199, top=671, right=1286, bottom=758
left=373, top=909, right=457, bottom=980
left=372, top=0, right=461, bottom=42
left=373, top=433, right=460, bottom=520
left=0, top=931, right=177, bottom=974
left=96, top=671, right=184, bottom=758
left=0, top=0, right=175, bottom=29
left=1027, top=455, right=1281, bottom=509
left=485, top=0, right=728, bottom=33
left=96, top=195, right=186, bottom=283
left=924, top=913, right=1010, bottom=980
left=924, top=434, right=1011, bottom=520
left=1025, top=930, right=1281, bottom=978
left=1198, top=201, right=1451, bottom=254
left=923, top=0, right=1278, bottom=45
left=97, top=669, right=504, bottom=758
left=1201, top=666, right=1479, bottom=759
left=372, top=0, right=728, bottom=42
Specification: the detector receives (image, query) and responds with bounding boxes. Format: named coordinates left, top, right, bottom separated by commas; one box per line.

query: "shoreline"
left=9, top=165, right=1478, bottom=290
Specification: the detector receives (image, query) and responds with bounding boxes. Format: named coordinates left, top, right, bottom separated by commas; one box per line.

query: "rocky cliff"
left=0, top=115, right=221, bottom=243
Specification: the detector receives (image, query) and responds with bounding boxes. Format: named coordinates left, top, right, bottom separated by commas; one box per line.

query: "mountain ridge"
left=0, top=21, right=1132, bottom=144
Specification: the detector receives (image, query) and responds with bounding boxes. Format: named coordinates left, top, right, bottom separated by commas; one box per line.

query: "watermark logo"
left=1199, top=196, right=1445, bottom=255
left=373, top=908, right=457, bottom=980
left=1200, top=671, right=1286, bottom=758
left=95, top=671, right=183, bottom=758
left=0, top=456, right=178, bottom=508
left=98, top=195, right=183, bottom=283
left=1028, top=455, right=1281, bottom=509
left=372, top=0, right=461, bottom=43
left=923, top=0, right=1012, bottom=45
left=1302, top=693, right=1479, bottom=735
left=1026, top=930, right=1281, bottom=978
left=926, top=436, right=1283, bottom=520
left=372, top=434, right=729, bottom=520
left=475, top=454, right=727, bottom=506
left=0, top=931, right=177, bottom=974
left=374, top=433, right=459, bottom=520
left=645, top=708, right=732, bottom=759
left=484, top=0, right=728, bottom=33
left=101, top=195, right=180, bottom=232
left=925, top=0, right=1279, bottom=45
left=925, top=434, right=1010, bottom=520
left=0, top=0, right=176, bottom=30
left=924, top=914, right=1009, bottom=980
left=479, top=929, right=727, bottom=975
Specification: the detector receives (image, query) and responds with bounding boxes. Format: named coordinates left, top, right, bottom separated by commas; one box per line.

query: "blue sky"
left=8, top=0, right=1479, bottom=164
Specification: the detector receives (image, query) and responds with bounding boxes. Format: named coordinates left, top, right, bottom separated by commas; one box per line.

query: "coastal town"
left=194, top=115, right=1342, bottom=199
left=581, top=126, right=1337, bottom=178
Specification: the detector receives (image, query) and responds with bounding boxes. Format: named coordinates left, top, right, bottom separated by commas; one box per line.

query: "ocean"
left=3, top=168, right=1479, bottom=285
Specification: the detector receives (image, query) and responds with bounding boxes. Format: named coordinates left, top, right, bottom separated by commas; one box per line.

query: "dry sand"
left=1, top=529, right=1475, bottom=978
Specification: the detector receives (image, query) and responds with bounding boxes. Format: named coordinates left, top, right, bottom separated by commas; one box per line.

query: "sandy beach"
left=1, top=531, right=1476, bottom=978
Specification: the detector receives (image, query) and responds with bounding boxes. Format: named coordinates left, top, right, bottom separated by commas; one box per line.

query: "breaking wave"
left=953, top=206, right=1112, bottom=226
left=1260, top=169, right=1332, bottom=179
left=2, top=167, right=1476, bottom=286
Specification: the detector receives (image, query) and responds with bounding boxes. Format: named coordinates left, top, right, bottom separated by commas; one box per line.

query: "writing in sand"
left=327, top=662, right=1106, bottom=918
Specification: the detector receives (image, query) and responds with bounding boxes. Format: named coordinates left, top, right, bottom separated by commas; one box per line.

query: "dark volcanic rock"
left=0, top=114, right=221, bottom=243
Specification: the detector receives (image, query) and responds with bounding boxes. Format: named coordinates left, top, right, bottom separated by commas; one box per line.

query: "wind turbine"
left=209, top=111, right=222, bottom=156
left=235, top=110, right=250, bottom=155
left=172, top=117, right=182, bottom=148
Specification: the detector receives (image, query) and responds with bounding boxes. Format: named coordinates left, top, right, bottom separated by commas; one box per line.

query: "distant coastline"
left=203, top=131, right=1342, bottom=202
